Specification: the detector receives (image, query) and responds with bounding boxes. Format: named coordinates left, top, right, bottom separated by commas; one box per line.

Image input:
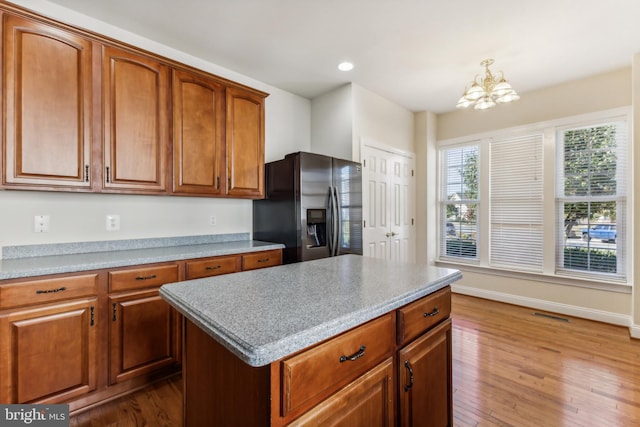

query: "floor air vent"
left=533, top=312, right=570, bottom=322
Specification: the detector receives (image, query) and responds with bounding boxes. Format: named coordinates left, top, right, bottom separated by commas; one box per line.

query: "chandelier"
left=456, top=59, right=519, bottom=110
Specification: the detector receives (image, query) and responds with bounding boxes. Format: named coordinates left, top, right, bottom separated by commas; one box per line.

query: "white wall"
left=0, top=0, right=310, bottom=254
left=310, top=84, right=353, bottom=160
left=352, top=84, right=415, bottom=161
left=434, top=67, right=634, bottom=327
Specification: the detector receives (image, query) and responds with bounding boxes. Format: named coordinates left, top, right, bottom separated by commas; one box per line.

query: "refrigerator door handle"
left=333, top=186, right=341, bottom=256
left=328, top=186, right=335, bottom=256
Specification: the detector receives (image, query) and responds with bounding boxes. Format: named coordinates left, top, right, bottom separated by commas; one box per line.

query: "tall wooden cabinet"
left=226, top=86, right=265, bottom=198
left=2, top=14, right=95, bottom=189
left=172, top=69, right=225, bottom=196
left=102, top=46, right=170, bottom=193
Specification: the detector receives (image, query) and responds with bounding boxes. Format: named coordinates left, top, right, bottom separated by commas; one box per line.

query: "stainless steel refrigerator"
left=253, top=152, right=362, bottom=264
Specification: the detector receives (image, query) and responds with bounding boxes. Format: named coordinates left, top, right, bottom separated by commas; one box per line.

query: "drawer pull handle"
left=340, top=345, right=366, bottom=363
left=206, top=265, right=222, bottom=270
left=135, top=274, right=157, bottom=281
left=257, top=258, right=270, bottom=263
left=36, top=287, right=67, bottom=294
left=404, top=360, right=414, bottom=391
left=424, top=307, right=440, bottom=317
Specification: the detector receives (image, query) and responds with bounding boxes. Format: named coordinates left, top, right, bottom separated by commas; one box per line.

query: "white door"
left=362, top=144, right=415, bottom=263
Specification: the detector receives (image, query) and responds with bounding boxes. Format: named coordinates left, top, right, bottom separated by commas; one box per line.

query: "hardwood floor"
left=69, top=293, right=640, bottom=426
left=69, top=376, right=182, bottom=427
left=451, top=293, right=640, bottom=427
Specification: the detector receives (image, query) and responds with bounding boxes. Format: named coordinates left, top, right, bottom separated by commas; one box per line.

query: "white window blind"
left=490, top=134, right=544, bottom=272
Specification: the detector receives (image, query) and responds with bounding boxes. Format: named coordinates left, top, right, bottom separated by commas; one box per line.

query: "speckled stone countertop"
left=0, top=233, right=283, bottom=280
left=160, top=254, right=462, bottom=367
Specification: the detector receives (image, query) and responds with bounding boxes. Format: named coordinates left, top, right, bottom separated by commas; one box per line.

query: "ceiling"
left=37, top=0, right=640, bottom=113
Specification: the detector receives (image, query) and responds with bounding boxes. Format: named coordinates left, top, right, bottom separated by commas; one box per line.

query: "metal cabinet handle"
left=36, top=287, right=66, bottom=294
left=257, top=258, right=270, bottom=263
left=112, top=303, right=117, bottom=321
left=404, top=360, right=414, bottom=391
left=424, top=307, right=440, bottom=317
left=205, top=265, right=222, bottom=270
left=340, top=345, right=366, bottom=363
left=135, top=274, right=157, bottom=281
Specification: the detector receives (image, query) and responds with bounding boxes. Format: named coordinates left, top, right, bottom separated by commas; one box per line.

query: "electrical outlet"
left=34, top=215, right=50, bottom=233
left=209, top=215, right=216, bottom=226
left=106, top=214, right=120, bottom=231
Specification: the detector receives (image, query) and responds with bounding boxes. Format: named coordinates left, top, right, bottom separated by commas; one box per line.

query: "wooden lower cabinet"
left=108, top=290, right=178, bottom=384
left=398, top=319, right=453, bottom=427
left=290, top=358, right=395, bottom=427
left=0, top=299, right=98, bottom=403
left=182, top=285, right=452, bottom=426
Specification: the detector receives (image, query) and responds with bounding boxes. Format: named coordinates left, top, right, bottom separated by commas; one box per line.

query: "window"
left=557, top=121, right=627, bottom=280
left=440, top=144, right=479, bottom=260
left=437, top=109, right=629, bottom=286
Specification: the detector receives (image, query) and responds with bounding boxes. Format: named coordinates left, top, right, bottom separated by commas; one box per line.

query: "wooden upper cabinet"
left=102, top=46, right=169, bottom=193
left=2, top=14, right=94, bottom=189
left=172, top=69, right=225, bottom=195
left=226, top=86, right=266, bottom=199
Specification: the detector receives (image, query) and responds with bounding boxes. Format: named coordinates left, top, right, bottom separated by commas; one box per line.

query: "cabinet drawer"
left=109, top=264, right=179, bottom=292
left=280, top=313, right=395, bottom=417
left=0, top=274, right=98, bottom=309
left=241, top=249, right=281, bottom=271
left=185, top=255, right=240, bottom=280
left=397, top=286, right=451, bottom=345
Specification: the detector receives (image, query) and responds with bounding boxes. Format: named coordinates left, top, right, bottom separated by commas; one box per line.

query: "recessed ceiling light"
left=338, top=62, right=354, bottom=71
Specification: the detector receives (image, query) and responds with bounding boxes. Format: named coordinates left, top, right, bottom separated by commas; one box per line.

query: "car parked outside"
left=582, top=224, right=616, bottom=243
left=446, top=222, right=456, bottom=236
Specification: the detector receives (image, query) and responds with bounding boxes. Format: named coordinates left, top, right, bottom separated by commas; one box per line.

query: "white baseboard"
left=451, top=284, right=632, bottom=329
left=629, top=325, right=640, bottom=339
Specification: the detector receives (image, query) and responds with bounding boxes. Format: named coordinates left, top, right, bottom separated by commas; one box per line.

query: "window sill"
left=436, top=259, right=631, bottom=294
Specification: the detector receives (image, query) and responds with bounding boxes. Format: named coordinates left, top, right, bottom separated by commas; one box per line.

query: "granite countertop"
left=160, top=254, right=462, bottom=367
left=0, top=234, right=284, bottom=280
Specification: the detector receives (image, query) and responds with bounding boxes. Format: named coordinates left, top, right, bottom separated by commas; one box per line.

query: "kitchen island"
left=160, top=255, right=462, bottom=426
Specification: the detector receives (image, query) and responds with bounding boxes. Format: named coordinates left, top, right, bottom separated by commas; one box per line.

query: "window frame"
left=436, top=107, right=631, bottom=291
left=555, top=119, right=628, bottom=282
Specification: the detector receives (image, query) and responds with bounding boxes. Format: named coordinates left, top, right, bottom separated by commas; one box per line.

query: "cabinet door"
left=108, top=290, right=177, bottom=384
left=2, top=14, right=94, bottom=189
left=102, top=46, right=169, bottom=192
left=225, top=86, right=265, bottom=198
left=290, top=358, right=394, bottom=427
left=398, top=319, right=452, bottom=427
left=0, top=299, right=98, bottom=403
left=172, top=69, right=225, bottom=195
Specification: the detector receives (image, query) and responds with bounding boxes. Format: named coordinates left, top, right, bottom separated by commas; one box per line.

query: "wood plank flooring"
left=452, top=293, right=640, bottom=427
left=69, top=293, right=640, bottom=426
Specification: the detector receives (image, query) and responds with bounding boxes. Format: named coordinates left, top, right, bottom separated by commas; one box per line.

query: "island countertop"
left=160, top=254, right=462, bottom=367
